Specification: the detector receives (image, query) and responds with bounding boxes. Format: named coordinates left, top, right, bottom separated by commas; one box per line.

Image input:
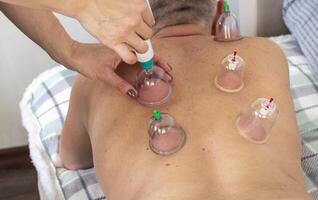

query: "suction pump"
left=136, top=40, right=172, bottom=107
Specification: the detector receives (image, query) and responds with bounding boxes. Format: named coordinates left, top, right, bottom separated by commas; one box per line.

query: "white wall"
left=0, top=12, right=53, bottom=149
left=0, top=12, right=95, bottom=149
left=235, top=0, right=288, bottom=36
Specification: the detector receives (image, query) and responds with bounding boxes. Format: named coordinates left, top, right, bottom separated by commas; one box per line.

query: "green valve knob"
left=224, top=1, right=230, bottom=13
left=153, top=110, right=161, bottom=121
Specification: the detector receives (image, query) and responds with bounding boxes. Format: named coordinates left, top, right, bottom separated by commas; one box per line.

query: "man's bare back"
left=60, top=25, right=311, bottom=200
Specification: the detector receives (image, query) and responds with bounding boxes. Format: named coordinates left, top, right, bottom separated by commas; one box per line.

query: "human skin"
left=236, top=113, right=268, bottom=143
left=60, top=24, right=312, bottom=200
left=0, top=0, right=155, bottom=63
left=215, top=70, right=243, bottom=92
left=0, top=3, right=170, bottom=97
left=0, top=3, right=74, bottom=67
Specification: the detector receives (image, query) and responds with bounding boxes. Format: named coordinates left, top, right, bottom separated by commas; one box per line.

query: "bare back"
left=64, top=36, right=311, bottom=200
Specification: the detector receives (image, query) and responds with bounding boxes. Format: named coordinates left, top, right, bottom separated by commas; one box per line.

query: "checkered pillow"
left=272, top=35, right=318, bottom=198
left=21, top=66, right=106, bottom=200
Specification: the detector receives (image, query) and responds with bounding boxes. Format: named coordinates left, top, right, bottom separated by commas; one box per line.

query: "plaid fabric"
left=283, top=0, right=318, bottom=80
left=22, top=67, right=106, bottom=200
left=271, top=35, right=318, bottom=198
left=21, top=35, right=318, bottom=199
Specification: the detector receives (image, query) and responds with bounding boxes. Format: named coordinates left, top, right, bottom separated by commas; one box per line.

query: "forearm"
left=1, top=3, right=75, bottom=66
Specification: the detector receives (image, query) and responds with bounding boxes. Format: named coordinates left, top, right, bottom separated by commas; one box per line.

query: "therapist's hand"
left=70, top=0, right=155, bottom=64
left=0, top=0, right=154, bottom=64
left=67, top=42, right=172, bottom=98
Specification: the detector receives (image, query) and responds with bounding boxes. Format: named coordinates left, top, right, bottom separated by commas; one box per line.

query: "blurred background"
left=0, top=0, right=288, bottom=150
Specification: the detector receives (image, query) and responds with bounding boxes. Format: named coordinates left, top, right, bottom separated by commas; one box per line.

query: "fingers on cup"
left=135, top=66, right=172, bottom=106
left=153, top=55, right=172, bottom=72
left=153, top=66, right=172, bottom=82
left=106, top=70, right=138, bottom=98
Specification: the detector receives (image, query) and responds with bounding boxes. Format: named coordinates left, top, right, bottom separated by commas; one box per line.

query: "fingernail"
left=127, top=89, right=137, bottom=99
left=167, top=72, right=173, bottom=82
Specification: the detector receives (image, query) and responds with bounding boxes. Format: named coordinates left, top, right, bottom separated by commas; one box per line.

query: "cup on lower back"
left=136, top=65, right=172, bottom=107
left=148, top=113, right=186, bottom=156
left=236, top=98, right=279, bottom=144
left=215, top=53, right=245, bottom=93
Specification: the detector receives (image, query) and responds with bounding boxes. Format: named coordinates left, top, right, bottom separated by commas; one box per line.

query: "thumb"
left=108, top=70, right=138, bottom=99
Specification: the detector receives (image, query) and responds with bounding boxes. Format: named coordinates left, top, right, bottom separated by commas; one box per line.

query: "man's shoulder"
left=209, top=37, right=284, bottom=57
left=73, top=74, right=94, bottom=91
left=71, top=74, right=96, bottom=103
left=242, top=37, right=287, bottom=64
left=210, top=36, right=289, bottom=82
left=210, top=37, right=286, bottom=66
left=245, top=37, right=282, bottom=49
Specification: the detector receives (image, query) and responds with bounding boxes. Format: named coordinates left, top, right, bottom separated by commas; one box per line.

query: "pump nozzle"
left=232, top=51, right=237, bottom=62
left=136, top=40, right=154, bottom=71
left=259, top=98, right=276, bottom=117
left=153, top=110, right=161, bottom=121
left=135, top=0, right=155, bottom=71
left=224, top=0, right=230, bottom=13
left=266, top=98, right=274, bottom=109
left=145, top=0, right=154, bottom=17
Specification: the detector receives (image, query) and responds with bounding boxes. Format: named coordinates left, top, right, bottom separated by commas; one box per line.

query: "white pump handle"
left=145, top=0, right=154, bottom=17
left=136, top=40, right=154, bottom=63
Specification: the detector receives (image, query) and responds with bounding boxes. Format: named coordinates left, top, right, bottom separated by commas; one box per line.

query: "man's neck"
left=153, top=24, right=209, bottom=39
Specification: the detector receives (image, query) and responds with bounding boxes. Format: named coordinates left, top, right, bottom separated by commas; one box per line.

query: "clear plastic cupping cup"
left=135, top=40, right=172, bottom=107
left=215, top=1, right=242, bottom=42
left=215, top=51, right=245, bottom=93
left=148, top=110, right=186, bottom=156
left=236, top=98, right=279, bottom=144
left=136, top=66, right=172, bottom=107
